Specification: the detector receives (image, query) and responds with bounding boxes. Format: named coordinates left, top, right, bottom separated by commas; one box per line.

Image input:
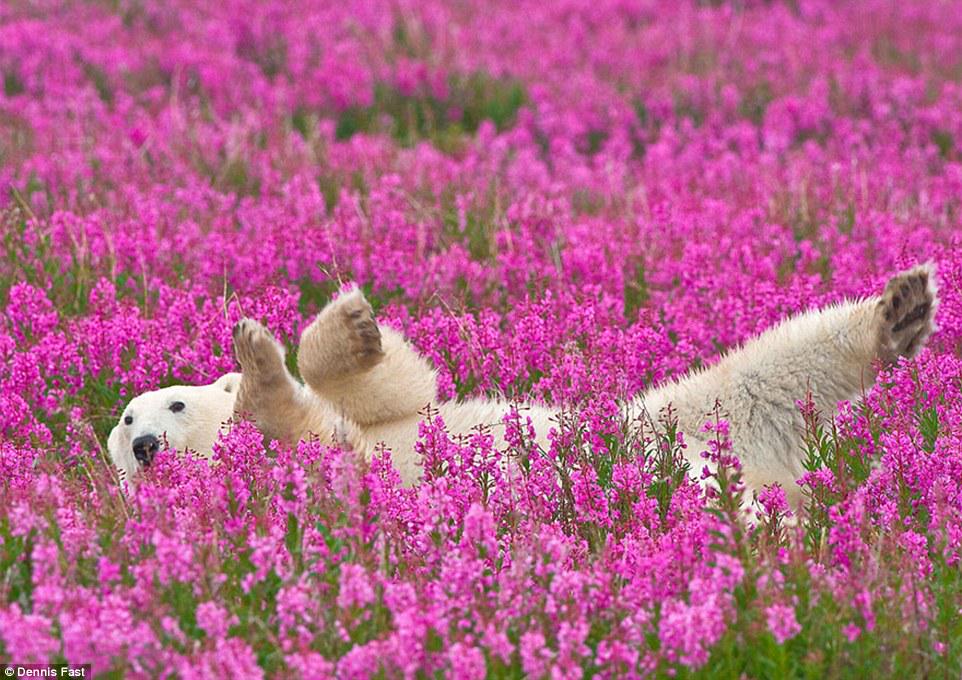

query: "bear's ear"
left=213, top=372, right=242, bottom=394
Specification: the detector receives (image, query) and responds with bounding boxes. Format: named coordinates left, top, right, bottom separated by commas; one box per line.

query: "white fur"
left=106, top=373, right=240, bottom=484
left=331, top=300, right=884, bottom=506
left=110, top=266, right=937, bottom=511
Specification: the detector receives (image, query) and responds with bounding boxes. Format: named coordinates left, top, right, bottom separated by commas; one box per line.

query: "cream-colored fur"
left=230, top=266, right=936, bottom=508
left=110, top=266, right=937, bottom=509
left=107, top=373, right=241, bottom=485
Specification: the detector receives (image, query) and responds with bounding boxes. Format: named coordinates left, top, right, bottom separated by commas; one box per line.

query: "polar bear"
left=108, top=265, right=937, bottom=507
left=106, top=373, right=241, bottom=483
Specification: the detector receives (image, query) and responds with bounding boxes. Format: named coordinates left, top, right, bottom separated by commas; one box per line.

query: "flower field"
left=2, top=0, right=962, bottom=676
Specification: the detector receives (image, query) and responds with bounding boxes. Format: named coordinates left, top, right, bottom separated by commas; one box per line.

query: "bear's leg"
left=233, top=319, right=324, bottom=444
left=875, top=264, right=938, bottom=363
left=633, top=264, right=938, bottom=514
left=297, top=288, right=438, bottom=426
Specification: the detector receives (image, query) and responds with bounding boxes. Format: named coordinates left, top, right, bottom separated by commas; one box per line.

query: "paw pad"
left=877, top=264, right=938, bottom=360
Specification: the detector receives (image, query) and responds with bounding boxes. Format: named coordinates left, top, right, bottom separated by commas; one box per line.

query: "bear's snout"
left=132, top=434, right=160, bottom=467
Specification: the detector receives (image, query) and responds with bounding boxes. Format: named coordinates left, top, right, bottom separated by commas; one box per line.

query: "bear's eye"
left=123, top=415, right=133, bottom=425
left=170, top=401, right=186, bottom=413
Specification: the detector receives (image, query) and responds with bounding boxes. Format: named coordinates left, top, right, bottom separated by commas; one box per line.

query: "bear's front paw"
left=338, top=291, right=384, bottom=371
left=299, top=287, right=385, bottom=386
left=877, top=263, right=938, bottom=361
left=232, top=318, right=287, bottom=381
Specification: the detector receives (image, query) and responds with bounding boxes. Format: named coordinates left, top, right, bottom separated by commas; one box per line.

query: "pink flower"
left=765, top=603, right=801, bottom=644
left=659, top=591, right=728, bottom=669
left=0, top=605, right=58, bottom=663
left=196, top=601, right=237, bottom=640
left=447, top=642, right=486, bottom=680
left=757, top=484, right=792, bottom=518
left=337, top=564, right=376, bottom=610
left=520, top=630, right=553, bottom=677
left=843, top=624, right=861, bottom=643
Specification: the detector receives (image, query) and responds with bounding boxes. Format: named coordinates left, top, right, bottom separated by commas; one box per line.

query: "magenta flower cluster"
left=2, top=0, right=962, bottom=676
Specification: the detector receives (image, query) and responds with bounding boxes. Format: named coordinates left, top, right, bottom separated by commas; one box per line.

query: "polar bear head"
left=107, top=373, right=241, bottom=484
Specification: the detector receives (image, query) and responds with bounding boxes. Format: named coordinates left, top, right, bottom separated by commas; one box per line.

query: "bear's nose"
left=132, top=434, right=160, bottom=467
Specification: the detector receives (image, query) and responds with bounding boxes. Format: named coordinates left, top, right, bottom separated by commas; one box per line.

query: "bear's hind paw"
left=877, top=264, right=938, bottom=361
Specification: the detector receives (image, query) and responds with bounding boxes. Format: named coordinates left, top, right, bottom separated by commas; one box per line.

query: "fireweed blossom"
left=765, top=603, right=802, bottom=644
left=1, top=0, right=962, bottom=676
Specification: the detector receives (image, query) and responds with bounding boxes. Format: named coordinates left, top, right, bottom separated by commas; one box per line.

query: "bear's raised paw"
left=298, top=288, right=385, bottom=388
left=877, top=264, right=938, bottom=362
left=232, top=318, right=287, bottom=383
left=340, top=292, right=384, bottom=371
